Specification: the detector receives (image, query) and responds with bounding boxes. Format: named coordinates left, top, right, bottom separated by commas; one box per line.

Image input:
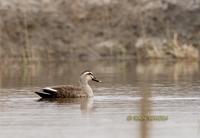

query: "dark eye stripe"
left=86, top=72, right=93, bottom=75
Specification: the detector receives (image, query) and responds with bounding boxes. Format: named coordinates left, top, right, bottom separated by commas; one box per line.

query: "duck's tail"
left=35, top=87, right=58, bottom=98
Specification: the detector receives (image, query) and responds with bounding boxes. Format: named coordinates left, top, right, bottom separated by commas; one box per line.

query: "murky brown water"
left=0, top=60, right=200, bottom=138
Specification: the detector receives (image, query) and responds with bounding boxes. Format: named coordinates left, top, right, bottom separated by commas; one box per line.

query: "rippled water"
left=0, top=60, right=200, bottom=138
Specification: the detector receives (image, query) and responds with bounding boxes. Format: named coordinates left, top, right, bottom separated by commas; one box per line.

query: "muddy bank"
left=0, top=0, right=199, bottom=60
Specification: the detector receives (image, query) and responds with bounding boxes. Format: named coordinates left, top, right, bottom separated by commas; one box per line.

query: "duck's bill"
left=92, top=77, right=102, bottom=83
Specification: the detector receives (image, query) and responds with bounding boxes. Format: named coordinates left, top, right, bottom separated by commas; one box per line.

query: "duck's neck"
left=79, top=79, right=94, bottom=97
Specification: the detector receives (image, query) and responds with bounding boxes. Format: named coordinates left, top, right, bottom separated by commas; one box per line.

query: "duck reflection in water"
left=37, top=98, right=94, bottom=112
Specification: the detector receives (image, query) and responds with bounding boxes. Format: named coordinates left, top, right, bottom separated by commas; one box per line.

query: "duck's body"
left=35, top=85, right=84, bottom=98
left=35, top=71, right=101, bottom=98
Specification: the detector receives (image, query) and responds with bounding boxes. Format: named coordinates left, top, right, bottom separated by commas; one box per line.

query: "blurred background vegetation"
left=0, top=0, right=199, bottom=61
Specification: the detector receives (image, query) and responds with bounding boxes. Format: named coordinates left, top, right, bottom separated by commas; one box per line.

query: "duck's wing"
left=52, top=85, right=84, bottom=98
left=35, top=85, right=85, bottom=98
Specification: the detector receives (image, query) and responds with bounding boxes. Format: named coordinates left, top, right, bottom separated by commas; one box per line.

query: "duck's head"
left=80, top=71, right=102, bottom=83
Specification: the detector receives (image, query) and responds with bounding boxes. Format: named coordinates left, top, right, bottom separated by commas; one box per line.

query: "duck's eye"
left=87, top=73, right=93, bottom=78
left=86, top=72, right=92, bottom=75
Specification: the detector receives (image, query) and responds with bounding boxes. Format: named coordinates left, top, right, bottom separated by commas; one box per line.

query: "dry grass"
left=136, top=33, right=199, bottom=60
left=166, top=33, right=199, bottom=59
left=0, top=0, right=199, bottom=61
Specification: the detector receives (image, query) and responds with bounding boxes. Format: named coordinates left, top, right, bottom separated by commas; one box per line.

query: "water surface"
left=0, top=60, right=200, bottom=138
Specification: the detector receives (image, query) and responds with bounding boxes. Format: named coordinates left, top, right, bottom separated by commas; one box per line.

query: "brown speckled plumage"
left=35, top=85, right=88, bottom=98
left=52, top=85, right=87, bottom=98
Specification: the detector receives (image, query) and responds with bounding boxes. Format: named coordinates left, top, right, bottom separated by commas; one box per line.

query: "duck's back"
left=35, top=85, right=87, bottom=98
left=53, top=85, right=86, bottom=98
